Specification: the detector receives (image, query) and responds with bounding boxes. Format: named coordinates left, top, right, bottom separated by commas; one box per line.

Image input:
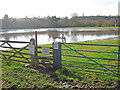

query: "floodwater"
left=0, top=28, right=118, bottom=48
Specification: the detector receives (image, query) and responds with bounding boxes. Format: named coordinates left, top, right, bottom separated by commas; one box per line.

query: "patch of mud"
left=29, top=64, right=56, bottom=74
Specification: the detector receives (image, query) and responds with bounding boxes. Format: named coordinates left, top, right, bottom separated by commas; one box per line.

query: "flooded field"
left=0, top=28, right=118, bottom=47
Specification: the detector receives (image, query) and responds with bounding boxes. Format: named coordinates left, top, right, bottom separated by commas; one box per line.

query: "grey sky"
left=0, top=0, right=119, bottom=18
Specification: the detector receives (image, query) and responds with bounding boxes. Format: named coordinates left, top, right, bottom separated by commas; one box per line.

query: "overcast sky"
left=0, top=0, right=119, bottom=19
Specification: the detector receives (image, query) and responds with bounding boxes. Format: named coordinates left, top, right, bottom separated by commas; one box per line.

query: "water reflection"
left=0, top=29, right=118, bottom=45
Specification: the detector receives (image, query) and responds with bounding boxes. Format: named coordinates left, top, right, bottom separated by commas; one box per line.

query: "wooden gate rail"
left=0, top=40, right=30, bottom=63
left=37, top=46, right=53, bottom=57
left=0, top=46, right=28, bottom=50
left=37, top=51, right=53, bottom=54
left=0, top=40, right=29, bottom=43
left=37, top=46, right=53, bottom=49
left=37, top=46, right=53, bottom=65
left=2, top=54, right=30, bottom=59
left=1, top=50, right=31, bottom=55
left=1, top=40, right=59, bottom=68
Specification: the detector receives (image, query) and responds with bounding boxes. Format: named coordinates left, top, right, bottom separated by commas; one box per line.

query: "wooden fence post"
left=35, top=31, right=39, bottom=68
left=53, top=42, right=61, bottom=69
left=29, top=38, right=35, bottom=67
left=35, top=44, right=39, bottom=68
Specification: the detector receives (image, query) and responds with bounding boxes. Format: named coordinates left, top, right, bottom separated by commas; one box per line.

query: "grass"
left=64, top=27, right=117, bottom=29
left=1, top=40, right=120, bottom=89
left=2, top=59, right=55, bottom=88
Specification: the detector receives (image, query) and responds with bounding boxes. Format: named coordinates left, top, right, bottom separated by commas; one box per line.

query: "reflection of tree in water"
left=1, top=34, right=10, bottom=41
left=64, top=30, right=117, bottom=42
left=70, top=33, right=78, bottom=42
left=46, top=31, right=60, bottom=38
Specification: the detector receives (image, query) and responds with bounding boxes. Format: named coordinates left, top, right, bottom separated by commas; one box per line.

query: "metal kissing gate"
left=56, top=42, right=120, bottom=76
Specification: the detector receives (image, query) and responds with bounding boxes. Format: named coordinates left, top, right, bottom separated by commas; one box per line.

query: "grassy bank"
left=1, top=40, right=119, bottom=89
left=64, top=27, right=117, bottom=29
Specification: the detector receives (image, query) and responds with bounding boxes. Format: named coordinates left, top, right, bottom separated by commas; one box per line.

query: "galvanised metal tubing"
left=61, top=43, right=117, bottom=74
left=62, top=55, right=118, bottom=61
left=63, top=64, right=118, bottom=72
left=62, top=49, right=118, bottom=54
left=62, top=60, right=118, bottom=67
left=61, top=42, right=120, bottom=47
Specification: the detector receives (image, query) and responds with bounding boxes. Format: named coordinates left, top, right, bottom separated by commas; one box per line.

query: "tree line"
left=1, top=14, right=117, bottom=29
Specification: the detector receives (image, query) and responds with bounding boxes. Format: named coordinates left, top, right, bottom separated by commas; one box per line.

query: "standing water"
left=0, top=28, right=118, bottom=48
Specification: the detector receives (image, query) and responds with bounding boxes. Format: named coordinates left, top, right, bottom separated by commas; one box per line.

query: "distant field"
left=64, top=27, right=117, bottom=29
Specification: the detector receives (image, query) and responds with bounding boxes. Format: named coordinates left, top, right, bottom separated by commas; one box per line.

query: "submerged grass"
left=1, top=40, right=119, bottom=88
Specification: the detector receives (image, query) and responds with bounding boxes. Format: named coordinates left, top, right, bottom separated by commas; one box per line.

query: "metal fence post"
left=53, top=42, right=61, bottom=69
